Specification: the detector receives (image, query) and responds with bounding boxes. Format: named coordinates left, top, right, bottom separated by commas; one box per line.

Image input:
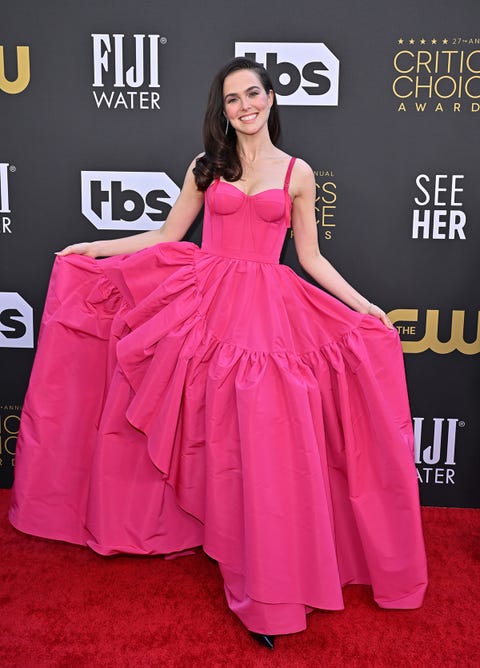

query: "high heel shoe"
left=250, top=632, right=275, bottom=649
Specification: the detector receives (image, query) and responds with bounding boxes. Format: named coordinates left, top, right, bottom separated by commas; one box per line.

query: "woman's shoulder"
left=290, top=156, right=314, bottom=176
left=187, top=152, right=205, bottom=169
left=285, top=157, right=315, bottom=199
left=275, top=152, right=312, bottom=176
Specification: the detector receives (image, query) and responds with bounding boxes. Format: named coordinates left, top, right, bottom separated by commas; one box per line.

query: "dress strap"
left=207, top=177, right=220, bottom=200
left=283, top=158, right=296, bottom=230
left=283, top=157, right=296, bottom=191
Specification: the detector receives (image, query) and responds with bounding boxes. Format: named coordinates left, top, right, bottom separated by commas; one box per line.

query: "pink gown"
left=9, top=158, right=427, bottom=634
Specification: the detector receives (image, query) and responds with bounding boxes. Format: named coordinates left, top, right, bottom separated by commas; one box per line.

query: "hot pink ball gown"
left=9, top=158, right=427, bottom=634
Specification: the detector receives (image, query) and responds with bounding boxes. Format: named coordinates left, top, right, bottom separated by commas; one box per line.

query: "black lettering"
left=90, top=181, right=110, bottom=218
left=244, top=52, right=260, bottom=66
left=145, top=189, right=172, bottom=222
left=302, top=61, right=331, bottom=95
left=0, top=309, right=26, bottom=339
left=266, top=53, right=301, bottom=95
left=111, top=182, right=144, bottom=221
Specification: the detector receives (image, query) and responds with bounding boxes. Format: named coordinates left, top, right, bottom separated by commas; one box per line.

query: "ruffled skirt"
left=9, top=242, right=428, bottom=633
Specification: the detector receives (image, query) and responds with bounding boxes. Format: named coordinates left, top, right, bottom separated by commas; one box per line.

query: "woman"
left=10, top=57, right=427, bottom=649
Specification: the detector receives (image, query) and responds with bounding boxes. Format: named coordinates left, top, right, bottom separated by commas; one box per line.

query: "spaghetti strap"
left=283, top=157, right=296, bottom=191
left=284, top=157, right=296, bottom=228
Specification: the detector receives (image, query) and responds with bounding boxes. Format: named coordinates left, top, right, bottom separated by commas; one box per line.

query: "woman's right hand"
left=55, top=242, right=98, bottom=258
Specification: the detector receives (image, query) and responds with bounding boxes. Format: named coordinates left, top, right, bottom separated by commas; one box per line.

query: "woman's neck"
left=235, top=131, right=277, bottom=165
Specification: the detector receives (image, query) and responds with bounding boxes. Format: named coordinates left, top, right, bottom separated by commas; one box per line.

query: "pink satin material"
left=10, top=168, right=427, bottom=633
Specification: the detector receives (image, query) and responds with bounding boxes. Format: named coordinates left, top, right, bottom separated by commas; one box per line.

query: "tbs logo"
left=81, top=171, right=180, bottom=230
left=0, top=293, right=34, bottom=348
left=235, top=42, right=339, bottom=106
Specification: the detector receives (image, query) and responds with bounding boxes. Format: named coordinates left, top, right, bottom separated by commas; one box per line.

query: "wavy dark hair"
left=193, top=57, right=281, bottom=191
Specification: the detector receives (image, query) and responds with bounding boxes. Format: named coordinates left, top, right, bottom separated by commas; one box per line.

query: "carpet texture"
left=1, top=490, right=479, bottom=667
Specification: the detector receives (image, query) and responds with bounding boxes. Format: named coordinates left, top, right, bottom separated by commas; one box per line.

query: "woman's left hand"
left=368, top=303, right=394, bottom=329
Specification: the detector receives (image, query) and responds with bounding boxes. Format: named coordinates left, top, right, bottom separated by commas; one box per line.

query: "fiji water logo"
left=91, top=34, right=166, bottom=110
left=414, top=417, right=463, bottom=485
left=0, top=162, right=15, bottom=234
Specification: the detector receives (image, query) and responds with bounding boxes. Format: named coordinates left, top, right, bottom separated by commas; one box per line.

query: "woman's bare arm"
left=290, top=160, right=393, bottom=329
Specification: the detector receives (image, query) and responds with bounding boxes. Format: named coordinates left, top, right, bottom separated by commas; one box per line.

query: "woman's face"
left=222, top=69, right=273, bottom=136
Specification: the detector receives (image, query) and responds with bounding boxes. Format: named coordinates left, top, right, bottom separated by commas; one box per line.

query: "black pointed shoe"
left=250, top=632, right=275, bottom=649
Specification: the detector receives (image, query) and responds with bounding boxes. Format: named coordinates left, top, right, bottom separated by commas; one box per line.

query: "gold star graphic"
left=409, top=38, right=415, bottom=45
left=398, top=38, right=404, bottom=45
left=431, top=38, right=437, bottom=44
left=420, top=38, right=426, bottom=45
left=442, top=38, right=449, bottom=44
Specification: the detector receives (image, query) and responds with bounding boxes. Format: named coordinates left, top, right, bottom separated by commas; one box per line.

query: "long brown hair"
left=193, top=57, right=281, bottom=191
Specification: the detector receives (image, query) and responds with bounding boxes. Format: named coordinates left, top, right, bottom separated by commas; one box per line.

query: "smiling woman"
left=194, top=58, right=282, bottom=191
left=224, top=79, right=272, bottom=129
left=9, top=56, right=427, bottom=651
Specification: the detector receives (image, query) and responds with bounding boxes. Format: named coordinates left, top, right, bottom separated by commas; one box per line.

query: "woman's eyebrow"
left=224, top=85, right=261, bottom=101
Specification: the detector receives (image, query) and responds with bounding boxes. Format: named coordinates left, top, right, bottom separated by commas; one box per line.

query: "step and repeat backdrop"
left=1, top=1, right=479, bottom=507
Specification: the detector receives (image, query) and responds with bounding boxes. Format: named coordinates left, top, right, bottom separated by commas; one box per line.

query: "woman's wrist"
left=90, top=240, right=107, bottom=258
left=356, top=299, right=372, bottom=314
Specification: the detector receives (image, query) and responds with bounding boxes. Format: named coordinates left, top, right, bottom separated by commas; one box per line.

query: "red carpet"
left=1, top=489, right=479, bottom=667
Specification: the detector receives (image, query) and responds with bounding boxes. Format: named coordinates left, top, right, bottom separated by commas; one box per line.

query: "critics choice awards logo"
left=81, top=171, right=180, bottom=230
left=91, top=34, right=166, bottom=110
left=314, top=170, right=337, bottom=240
left=392, top=36, right=480, bottom=112
left=0, top=404, right=21, bottom=483
left=414, top=416, right=464, bottom=485
left=0, top=293, right=34, bottom=348
left=288, top=170, right=337, bottom=241
left=0, top=45, right=30, bottom=94
left=235, top=42, right=339, bottom=106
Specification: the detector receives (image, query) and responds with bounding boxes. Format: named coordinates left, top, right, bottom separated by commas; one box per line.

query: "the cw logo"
left=0, top=45, right=30, bottom=94
left=389, top=309, right=480, bottom=354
